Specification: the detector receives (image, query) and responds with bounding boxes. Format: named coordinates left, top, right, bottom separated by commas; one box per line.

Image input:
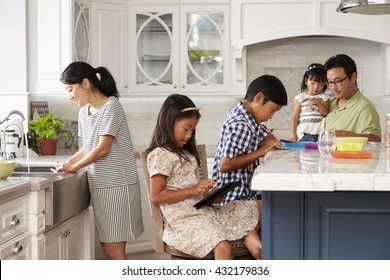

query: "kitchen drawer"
left=0, top=231, right=30, bottom=260
left=0, top=195, right=28, bottom=244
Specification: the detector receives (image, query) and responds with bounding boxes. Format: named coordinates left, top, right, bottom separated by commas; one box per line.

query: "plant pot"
left=38, top=139, right=58, bottom=155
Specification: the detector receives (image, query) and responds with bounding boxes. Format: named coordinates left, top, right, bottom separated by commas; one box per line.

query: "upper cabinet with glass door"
left=129, top=4, right=229, bottom=95
left=130, top=6, right=180, bottom=93
left=73, top=0, right=90, bottom=62
left=182, top=6, right=229, bottom=93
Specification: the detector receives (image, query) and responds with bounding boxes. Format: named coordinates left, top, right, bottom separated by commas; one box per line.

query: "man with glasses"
left=323, top=54, right=381, bottom=142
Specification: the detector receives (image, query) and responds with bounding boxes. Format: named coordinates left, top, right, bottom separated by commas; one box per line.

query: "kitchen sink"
left=11, top=166, right=90, bottom=227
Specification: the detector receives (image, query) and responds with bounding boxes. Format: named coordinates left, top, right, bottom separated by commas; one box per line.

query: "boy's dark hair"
left=244, top=75, right=288, bottom=106
left=324, top=54, right=357, bottom=79
left=147, top=94, right=200, bottom=164
left=300, top=63, right=327, bottom=93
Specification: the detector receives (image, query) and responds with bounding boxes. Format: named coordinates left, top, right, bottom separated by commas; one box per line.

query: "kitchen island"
left=251, top=145, right=390, bottom=260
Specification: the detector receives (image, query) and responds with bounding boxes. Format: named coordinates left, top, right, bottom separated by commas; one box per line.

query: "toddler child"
left=290, top=63, right=329, bottom=142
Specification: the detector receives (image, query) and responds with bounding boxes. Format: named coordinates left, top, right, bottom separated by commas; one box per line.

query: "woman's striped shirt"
left=78, top=96, right=139, bottom=188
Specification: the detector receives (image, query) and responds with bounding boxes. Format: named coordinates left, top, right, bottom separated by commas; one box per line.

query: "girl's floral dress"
left=147, top=147, right=258, bottom=258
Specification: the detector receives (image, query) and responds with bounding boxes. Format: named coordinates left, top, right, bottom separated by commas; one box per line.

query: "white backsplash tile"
left=247, top=36, right=390, bottom=138
left=3, top=37, right=390, bottom=150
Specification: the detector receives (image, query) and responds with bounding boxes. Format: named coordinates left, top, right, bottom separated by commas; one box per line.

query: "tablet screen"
left=193, top=181, right=241, bottom=209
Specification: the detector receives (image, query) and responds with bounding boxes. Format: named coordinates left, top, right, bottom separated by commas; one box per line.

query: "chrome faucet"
left=1, top=123, right=22, bottom=160
left=0, top=110, right=25, bottom=160
left=0, top=110, right=25, bottom=125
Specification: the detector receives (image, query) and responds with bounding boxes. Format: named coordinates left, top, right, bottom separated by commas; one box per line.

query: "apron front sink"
left=11, top=166, right=90, bottom=226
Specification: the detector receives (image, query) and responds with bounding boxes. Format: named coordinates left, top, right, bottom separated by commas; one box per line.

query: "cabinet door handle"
left=11, top=215, right=20, bottom=226
left=13, top=242, right=24, bottom=253
left=63, top=229, right=71, bottom=238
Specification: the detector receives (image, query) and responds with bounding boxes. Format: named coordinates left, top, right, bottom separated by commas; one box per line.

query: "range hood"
left=337, top=0, right=390, bottom=14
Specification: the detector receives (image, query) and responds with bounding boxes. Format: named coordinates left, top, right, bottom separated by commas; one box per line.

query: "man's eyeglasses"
left=326, top=76, right=348, bottom=88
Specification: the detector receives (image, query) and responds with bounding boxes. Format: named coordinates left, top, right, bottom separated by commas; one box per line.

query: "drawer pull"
left=13, top=242, right=23, bottom=253
left=63, top=229, right=71, bottom=237
left=11, top=215, right=20, bottom=226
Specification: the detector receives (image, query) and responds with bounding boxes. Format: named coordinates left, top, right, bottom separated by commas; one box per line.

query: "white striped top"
left=78, top=96, right=139, bottom=188
left=295, top=92, right=330, bottom=139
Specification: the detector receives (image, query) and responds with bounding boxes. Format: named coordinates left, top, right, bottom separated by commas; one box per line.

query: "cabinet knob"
left=173, top=84, right=177, bottom=89
left=124, top=84, right=128, bottom=89
left=11, top=215, right=20, bottom=226
left=181, top=84, right=186, bottom=88
left=13, top=242, right=23, bottom=253
left=63, top=229, right=71, bottom=237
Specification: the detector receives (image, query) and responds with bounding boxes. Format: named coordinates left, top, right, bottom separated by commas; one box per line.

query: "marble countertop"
left=0, top=154, right=67, bottom=200
left=0, top=177, right=31, bottom=204
left=15, top=154, right=69, bottom=167
left=251, top=146, right=390, bottom=192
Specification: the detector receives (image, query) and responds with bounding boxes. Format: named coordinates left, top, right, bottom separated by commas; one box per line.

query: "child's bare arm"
left=308, top=98, right=330, bottom=116
left=290, top=100, right=301, bottom=142
left=150, top=174, right=215, bottom=204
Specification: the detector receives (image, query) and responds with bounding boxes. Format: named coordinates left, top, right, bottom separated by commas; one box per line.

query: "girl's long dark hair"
left=60, top=61, right=119, bottom=97
left=146, top=94, right=201, bottom=164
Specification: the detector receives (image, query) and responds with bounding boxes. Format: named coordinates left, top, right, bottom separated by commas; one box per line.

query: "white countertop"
left=0, top=154, right=66, bottom=198
left=0, top=177, right=31, bottom=204
left=15, top=154, right=69, bottom=167
left=251, top=146, right=390, bottom=192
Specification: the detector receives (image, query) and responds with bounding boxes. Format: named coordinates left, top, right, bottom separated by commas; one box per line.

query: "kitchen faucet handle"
left=2, top=152, right=15, bottom=161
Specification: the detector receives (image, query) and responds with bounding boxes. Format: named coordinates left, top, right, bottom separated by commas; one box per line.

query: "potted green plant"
left=28, top=113, right=69, bottom=155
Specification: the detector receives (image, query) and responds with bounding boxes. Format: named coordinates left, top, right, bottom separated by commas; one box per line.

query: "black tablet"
left=193, top=181, right=241, bottom=209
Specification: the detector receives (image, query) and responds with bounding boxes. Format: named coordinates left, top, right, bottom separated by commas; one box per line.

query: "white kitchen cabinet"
left=91, top=1, right=128, bottom=95
left=129, top=2, right=230, bottom=96
left=0, top=231, right=31, bottom=260
left=27, top=187, right=47, bottom=260
left=230, top=0, right=390, bottom=93
left=28, top=0, right=90, bottom=94
left=0, top=194, right=31, bottom=260
left=45, top=209, right=92, bottom=260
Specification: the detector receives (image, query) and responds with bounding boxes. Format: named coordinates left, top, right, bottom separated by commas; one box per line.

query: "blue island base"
left=262, top=191, right=390, bottom=260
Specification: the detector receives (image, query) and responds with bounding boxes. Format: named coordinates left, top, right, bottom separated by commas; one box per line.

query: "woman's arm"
left=65, top=148, right=84, bottom=165
left=55, top=135, right=113, bottom=173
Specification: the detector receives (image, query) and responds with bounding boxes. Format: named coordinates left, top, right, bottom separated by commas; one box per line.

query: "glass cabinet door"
left=135, top=12, right=176, bottom=87
left=73, top=0, right=90, bottom=62
left=185, top=11, right=224, bottom=87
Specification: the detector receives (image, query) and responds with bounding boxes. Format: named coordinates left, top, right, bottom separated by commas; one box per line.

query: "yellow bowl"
left=335, top=137, right=368, bottom=151
left=0, top=161, right=16, bottom=179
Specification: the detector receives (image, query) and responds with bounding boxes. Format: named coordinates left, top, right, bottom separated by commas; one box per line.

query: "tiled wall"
left=27, top=95, right=240, bottom=151
left=3, top=36, right=390, bottom=153
left=246, top=36, right=390, bottom=139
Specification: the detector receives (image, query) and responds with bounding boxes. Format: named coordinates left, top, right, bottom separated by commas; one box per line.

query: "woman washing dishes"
left=53, top=62, right=144, bottom=260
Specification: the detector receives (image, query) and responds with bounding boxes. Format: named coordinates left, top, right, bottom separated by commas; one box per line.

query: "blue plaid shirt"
left=212, top=102, right=269, bottom=205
